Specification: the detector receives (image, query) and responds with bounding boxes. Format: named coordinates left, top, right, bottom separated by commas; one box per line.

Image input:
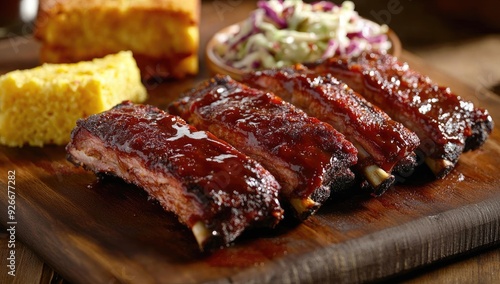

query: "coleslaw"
left=216, top=0, right=392, bottom=70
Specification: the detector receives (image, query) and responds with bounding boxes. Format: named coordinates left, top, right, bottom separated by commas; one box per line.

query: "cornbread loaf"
left=34, top=0, right=200, bottom=79
left=0, top=51, right=147, bottom=147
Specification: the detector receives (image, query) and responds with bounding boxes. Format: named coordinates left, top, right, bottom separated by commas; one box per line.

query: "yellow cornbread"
left=0, top=51, right=147, bottom=147
left=35, top=0, right=200, bottom=79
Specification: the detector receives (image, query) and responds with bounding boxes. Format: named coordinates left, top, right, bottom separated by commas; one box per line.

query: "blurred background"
left=0, top=0, right=37, bottom=39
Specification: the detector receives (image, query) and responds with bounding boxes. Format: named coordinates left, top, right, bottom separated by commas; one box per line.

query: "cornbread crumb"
left=0, top=51, right=147, bottom=147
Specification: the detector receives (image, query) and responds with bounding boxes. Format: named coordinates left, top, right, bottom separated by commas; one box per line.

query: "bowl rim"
left=205, top=21, right=402, bottom=81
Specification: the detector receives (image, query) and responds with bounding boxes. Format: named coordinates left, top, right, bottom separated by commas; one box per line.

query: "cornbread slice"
left=0, top=51, right=147, bottom=147
left=35, top=0, right=200, bottom=79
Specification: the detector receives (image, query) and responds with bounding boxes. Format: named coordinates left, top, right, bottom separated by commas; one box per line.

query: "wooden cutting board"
left=0, top=47, right=499, bottom=283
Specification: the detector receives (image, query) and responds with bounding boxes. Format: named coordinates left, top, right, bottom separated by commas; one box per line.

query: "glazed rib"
left=307, top=51, right=493, bottom=178
left=243, top=66, right=420, bottom=196
left=66, top=101, right=283, bottom=250
left=169, top=75, right=358, bottom=219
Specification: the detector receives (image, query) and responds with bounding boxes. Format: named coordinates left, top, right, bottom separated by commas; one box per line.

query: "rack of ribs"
left=169, top=75, right=358, bottom=219
left=307, top=51, right=494, bottom=178
left=66, top=101, right=284, bottom=251
left=243, top=65, right=420, bottom=195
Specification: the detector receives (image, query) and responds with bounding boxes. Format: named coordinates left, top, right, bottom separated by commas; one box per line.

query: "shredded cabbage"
left=216, top=0, right=391, bottom=71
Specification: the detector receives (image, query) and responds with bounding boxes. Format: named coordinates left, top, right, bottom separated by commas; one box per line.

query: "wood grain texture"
left=0, top=229, right=43, bottom=284
left=1, top=1, right=500, bottom=283
left=401, top=245, right=500, bottom=283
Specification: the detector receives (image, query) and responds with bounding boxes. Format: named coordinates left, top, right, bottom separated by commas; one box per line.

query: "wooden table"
left=1, top=1, right=499, bottom=283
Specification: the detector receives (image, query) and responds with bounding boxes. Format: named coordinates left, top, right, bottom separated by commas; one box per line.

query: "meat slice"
left=66, top=101, right=283, bottom=251
left=307, top=51, right=494, bottom=178
left=169, top=75, right=358, bottom=219
left=243, top=66, right=420, bottom=196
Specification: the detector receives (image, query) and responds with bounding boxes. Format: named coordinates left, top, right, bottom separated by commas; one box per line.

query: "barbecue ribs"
left=169, top=75, right=358, bottom=219
left=307, top=51, right=493, bottom=178
left=66, top=101, right=284, bottom=250
left=244, top=65, right=420, bottom=195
